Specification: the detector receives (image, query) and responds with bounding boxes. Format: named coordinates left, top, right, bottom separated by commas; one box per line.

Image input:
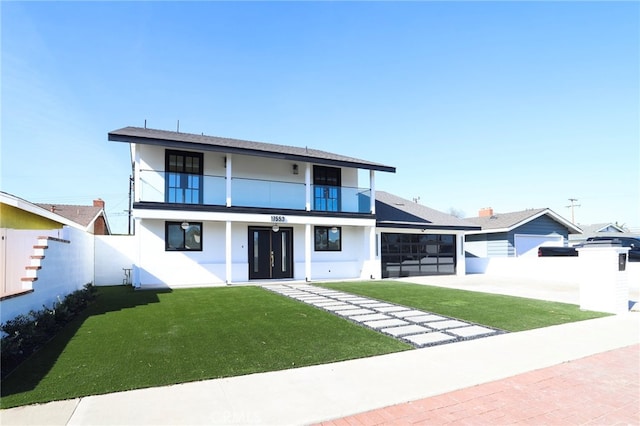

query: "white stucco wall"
left=94, top=235, right=137, bottom=286
left=1, top=227, right=94, bottom=324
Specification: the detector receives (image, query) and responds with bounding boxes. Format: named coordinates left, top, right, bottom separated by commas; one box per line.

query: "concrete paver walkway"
left=266, top=284, right=504, bottom=348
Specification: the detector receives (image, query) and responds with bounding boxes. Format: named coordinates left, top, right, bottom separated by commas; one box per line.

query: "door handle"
left=270, top=251, right=274, bottom=268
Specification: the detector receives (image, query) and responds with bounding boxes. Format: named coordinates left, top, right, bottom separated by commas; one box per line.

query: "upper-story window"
left=166, top=150, right=203, bottom=204
left=313, top=165, right=341, bottom=212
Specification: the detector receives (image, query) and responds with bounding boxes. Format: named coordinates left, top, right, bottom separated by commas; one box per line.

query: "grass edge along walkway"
left=319, top=281, right=610, bottom=332
left=1, top=282, right=608, bottom=408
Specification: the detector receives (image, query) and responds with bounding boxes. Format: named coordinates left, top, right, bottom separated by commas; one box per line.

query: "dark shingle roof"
left=35, top=204, right=103, bottom=229
left=109, top=127, right=396, bottom=173
left=375, top=192, right=480, bottom=231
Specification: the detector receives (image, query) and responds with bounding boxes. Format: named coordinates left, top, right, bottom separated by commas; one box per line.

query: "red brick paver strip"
left=318, top=344, right=640, bottom=426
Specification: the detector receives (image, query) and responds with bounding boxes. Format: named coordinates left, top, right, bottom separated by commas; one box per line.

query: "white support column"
left=369, top=170, right=376, bottom=214
left=225, top=154, right=232, bottom=207
left=225, top=220, right=232, bottom=284
left=456, top=234, right=466, bottom=276
left=132, top=217, right=142, bottom=288
left=305, top=162, right=311, bottom=211
left=305, top=223, right=312, bottom=281
left=369, top=226, right=377, bottom=262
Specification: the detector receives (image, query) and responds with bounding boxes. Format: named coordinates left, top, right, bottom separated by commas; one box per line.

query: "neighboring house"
left=465, top=207, right=582, bottom=258
left=36, top=199, right=111, bottom=235
left=569, top=223, right=634, bottom=245
left=375, top=192, right=480, bottom=277
left=0, top=192, right=96, bottom=323
left=109, top=126, right=396, bottom=288
left=579, top=223, right=627, bottom=234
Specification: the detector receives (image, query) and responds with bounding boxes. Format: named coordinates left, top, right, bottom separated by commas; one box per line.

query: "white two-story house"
left=109, top=127, right=396, bottom=288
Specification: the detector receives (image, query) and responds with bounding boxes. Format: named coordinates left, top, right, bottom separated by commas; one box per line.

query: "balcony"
left=138, top=170, right=372, bottom=214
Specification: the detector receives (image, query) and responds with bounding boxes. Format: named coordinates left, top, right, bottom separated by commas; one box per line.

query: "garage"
left=514, top=233, right=564, bottom=257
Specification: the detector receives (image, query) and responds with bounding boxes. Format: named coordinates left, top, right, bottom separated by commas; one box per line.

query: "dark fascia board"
left=376, top=221, right=481, bottom=232
left=109, top=132, right=396, bottom=173
left=133, top=202, right=375, bottom=220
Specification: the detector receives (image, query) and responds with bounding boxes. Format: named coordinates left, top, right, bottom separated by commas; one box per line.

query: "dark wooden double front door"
left=248, top=227, right=293, bottom=280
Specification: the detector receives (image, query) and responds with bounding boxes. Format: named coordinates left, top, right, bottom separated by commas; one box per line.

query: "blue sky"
left=2, top=1, right=638, bottom=234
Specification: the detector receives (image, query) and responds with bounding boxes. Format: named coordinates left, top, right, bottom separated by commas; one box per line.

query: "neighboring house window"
left=315, top=226, right=342, bottom=251
left=166, top=150, right=203, bottom=204
left=166, top=222, right=202, bottom=251
left=313, top=165, right=341, bottom=212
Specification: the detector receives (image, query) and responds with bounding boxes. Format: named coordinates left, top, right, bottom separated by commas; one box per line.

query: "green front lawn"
left=1, top=281, right=608, bottom=409
left=0, top=286, right=410, bottom=409
left=320, top=281, right=609, bottom=332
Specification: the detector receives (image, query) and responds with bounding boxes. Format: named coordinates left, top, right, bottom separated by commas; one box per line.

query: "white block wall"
left=1, top=227, right=94, bottom=324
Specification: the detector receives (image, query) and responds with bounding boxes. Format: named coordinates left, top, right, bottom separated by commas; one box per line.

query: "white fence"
left=466, top=255, right=640, bottom=284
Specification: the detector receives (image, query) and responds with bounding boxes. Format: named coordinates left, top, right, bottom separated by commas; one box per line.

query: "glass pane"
left=315, top=228, right=328, bottom=250
left=328, top=228, right=340, bottom=250
left=184, top=224, right=202, bottom=250
left=253, top=232, right=259, bottom=273
left=281, top=232, right=287, bottom=272
left=167, top=224, right=183, bottom=250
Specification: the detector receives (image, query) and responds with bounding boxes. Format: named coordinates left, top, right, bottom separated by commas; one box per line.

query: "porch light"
left=272, top=224, right=279, bottom=232
left=330, top=226, right=338, bottom=233
left=181, top=221, right=190, bottom=230
left=292, top=164, right=299, bottom=174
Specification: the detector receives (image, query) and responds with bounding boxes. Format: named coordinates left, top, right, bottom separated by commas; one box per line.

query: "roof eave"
left=109, top=132, right=396, bottom=173
left=376, top=221, right=481, bottom=231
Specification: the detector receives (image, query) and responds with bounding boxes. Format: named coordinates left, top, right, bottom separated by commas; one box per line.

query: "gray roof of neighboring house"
left=577, top=223, right=626, bottom=234
left=466, top=208, right=582, bottom=234
left=375, top=191, right=480, bottom=231
left=109, top=126, right=396, bottom=173
left=35, top=203, right=106, bottom=231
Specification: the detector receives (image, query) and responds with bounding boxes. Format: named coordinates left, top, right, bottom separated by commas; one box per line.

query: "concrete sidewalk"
left=2, top=311, right=638, bottom=425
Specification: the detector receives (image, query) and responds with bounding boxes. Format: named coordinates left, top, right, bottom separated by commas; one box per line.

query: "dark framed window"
left=313, top=166, right=341, bottom=212
left=166, top=221, right=202, bottom=251
left=315, top=226, right=342, bottom=251
left=166, top=150, right=203, bottom=204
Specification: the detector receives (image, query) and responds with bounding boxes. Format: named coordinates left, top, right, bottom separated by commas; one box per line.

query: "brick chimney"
left=93, top=198, right=105, bottom=209
left=479, top=207, right=494, bottom=217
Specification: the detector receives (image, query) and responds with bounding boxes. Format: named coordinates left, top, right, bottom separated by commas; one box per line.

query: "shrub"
left=1, top=283, right=97, bottom=378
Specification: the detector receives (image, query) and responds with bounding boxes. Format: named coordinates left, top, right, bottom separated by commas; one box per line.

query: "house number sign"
left=271, top=215, right=287, bottom=223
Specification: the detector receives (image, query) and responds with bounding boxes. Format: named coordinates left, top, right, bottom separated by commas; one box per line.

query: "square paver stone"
left=405, top=332, right=458, bottom=346
left=364, top=318, right=408, bottom=329
left=391, top=310, right=430, bottom=319
left=336, top=308, right=374, bottom=316
left=311, top=300, right=343, bottom=307
left=427, top=320, right=470, bottom=330
left=359, top=302, right=392, bottom=308
left=376, top=306, right=410, bottom=313
left=382, top=324, right=430, bottom=337
left=349, top=313, right=390, bottom=322
left=409, top=314, right=447, bottom=323
left=298, top=297, right=331, bottom=303
left=323, top=304, right=356, bottom=311
left=447, top=325, right=497, bottom=338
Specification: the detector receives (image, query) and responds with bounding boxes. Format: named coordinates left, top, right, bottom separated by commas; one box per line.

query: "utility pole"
left=566, top=198, right=580, bottom=224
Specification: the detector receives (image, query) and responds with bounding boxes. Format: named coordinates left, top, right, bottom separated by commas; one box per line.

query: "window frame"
left=314, top=226, right=342, bottom=252
left=165, top=221, right=203, bottom=251
left=313, top=165, right=342, bottom=212
left=165, top=149, right=204, bottom=204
